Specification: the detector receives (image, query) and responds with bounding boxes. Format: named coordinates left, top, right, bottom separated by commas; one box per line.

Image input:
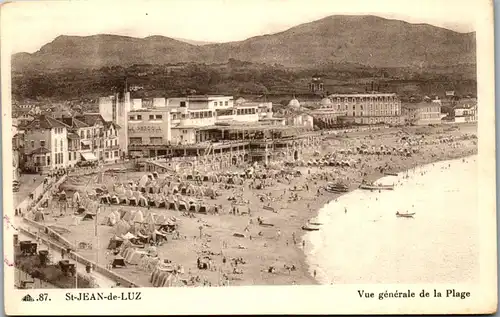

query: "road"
left=17, top=230, right=116, bottom=289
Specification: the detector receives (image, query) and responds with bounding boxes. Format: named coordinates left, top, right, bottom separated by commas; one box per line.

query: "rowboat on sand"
left=302, top=224, right=321, bottom=231
left=396, top=211, right=415, bottom=218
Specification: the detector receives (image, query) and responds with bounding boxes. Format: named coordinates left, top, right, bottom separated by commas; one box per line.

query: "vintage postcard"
left=1, top=0, right=496, bottom=315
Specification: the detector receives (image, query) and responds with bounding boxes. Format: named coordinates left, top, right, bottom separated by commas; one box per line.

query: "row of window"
left=236, top=108, right=257, bottom=115
left=53, top=127, right=64, bottom=134
left=331, top=97, right=399, bottom=103
left=80, top=128, right=116, bottom=139
left=54, top=152, right=64, bottom=165
left=214, top=101, right=229, bottom=107
left=129, top=137, right=163, bottom=145
left=130, top=108, right=262, bottom=122
left=324, top=104, right=399, bottom=111
left=104, top=151, right=120, bottom=159
left=130, top=114, right=164, bottom=121
left=352, top=111, right=400, bottom=117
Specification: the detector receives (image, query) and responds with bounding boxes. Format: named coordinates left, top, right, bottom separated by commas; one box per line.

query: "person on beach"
left=344, top=207, right=347, bottom=214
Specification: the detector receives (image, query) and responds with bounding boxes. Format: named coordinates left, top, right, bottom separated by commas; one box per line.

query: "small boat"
left=384, top=172, right=398, bottom=176
left=359, top=183, right=394, bottom=191
left=325, top=182, right=349, bottom=193
left=302, top=224, right=321, bottom=231
left=396, top=211, right=415, bottom=218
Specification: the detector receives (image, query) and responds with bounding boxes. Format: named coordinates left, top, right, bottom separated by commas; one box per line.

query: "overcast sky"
left=3, top=0, right=478, bottom=54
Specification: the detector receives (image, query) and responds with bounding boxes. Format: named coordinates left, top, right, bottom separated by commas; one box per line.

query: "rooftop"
left=328, top=93, right=397, bottom=97
left=187, top=95, right=233, bottom=101
left=75, top=113, right=106, bottom=126
left=26, top=115, right=68, bottom=130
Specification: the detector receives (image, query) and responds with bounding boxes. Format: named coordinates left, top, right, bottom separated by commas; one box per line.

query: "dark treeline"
left=12, top=61, right=477, bottom=104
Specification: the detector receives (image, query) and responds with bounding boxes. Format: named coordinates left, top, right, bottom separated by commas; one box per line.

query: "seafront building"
left=401, top=99, right=443, bottom=125
left=20, top=111, right=122, bottom=173
left=96, top=92, right=319, bottom=167
left=327, top=93, right=404, bottom=125
left=452, top=105, right=478, bottom=123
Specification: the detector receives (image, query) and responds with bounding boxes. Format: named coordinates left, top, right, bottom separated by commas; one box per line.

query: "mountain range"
left=12, top=15, right=476, bottom=71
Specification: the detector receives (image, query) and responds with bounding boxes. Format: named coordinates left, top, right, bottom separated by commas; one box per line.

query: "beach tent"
left=110, top=195, right=120, bottom=204
left=128, top=196, right=137, bottom=206
left=132, top=209, right=144, bottom=223
left=138, top=175, right=149, bottom=188
left=166, top=199, right=176, bottom=210
left=137, top=195, right=148, bottom=207
left=198, top=203, right=208, bottom=214
left=188, top=200, right=200, bottom=213
left=185, top=184, right=196, bottom=196
left=150, top=266, right=174, bottom=287
left=102, top=212, right=118, bottom=226
left=123, top=210, right=137, bottom=222
left=115, top=219, right=131, bottom=236
left=177, top=200, right=188, bottom=211
left=124, top=249, right=147, bottom=265
left=100, top=194, right=111, bottom=204
left=153, top=194, right=164, bottom=208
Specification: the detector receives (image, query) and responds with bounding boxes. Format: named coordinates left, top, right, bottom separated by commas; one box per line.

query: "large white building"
left=328, top=93, right=404, bottom=125
left=121, top=94, right=270, bottom=148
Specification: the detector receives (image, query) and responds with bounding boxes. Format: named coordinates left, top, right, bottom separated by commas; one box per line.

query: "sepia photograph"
left=2, top=0, right=496, bottom=315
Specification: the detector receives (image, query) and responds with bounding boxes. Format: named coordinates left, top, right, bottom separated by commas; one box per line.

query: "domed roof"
left=320, top=97, right=332, bottom=106
left=235, top=97, right=246, bottom=104
left=288, top=98, right=300, bottom=108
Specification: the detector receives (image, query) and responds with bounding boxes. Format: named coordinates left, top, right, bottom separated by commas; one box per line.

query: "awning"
left=81, top=152, right=97, bottom=161
left=81, top=140, right=91, bottom=146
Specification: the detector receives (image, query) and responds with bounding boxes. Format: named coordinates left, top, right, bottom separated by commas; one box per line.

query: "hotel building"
left=327, top=93, right=404, bottom=125
left=401, top=99, right=443, bottom=125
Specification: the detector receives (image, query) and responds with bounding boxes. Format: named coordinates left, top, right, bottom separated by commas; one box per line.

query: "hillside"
left=12, top=15, right=476, bottom=71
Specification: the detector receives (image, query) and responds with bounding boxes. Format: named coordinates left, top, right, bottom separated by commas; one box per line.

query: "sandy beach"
left=34, top=123, right=478, bottom=287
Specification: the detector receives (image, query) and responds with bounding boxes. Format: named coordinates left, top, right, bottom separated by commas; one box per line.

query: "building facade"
left=328, top=93, right=404, bottom=125
left=401, top=100, right=442, bottom=125
left=453, top=105, right=478, bottom=123
left=99, top=90, right=131, bottom=156
left=23, top=115, right=69, bottom=172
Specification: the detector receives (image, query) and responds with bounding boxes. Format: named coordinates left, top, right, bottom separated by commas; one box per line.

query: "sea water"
left=305, top=155, right=479, bottom=284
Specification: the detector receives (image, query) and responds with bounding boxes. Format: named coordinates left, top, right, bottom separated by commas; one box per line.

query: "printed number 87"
left=39, top=293, right=49, bottom=301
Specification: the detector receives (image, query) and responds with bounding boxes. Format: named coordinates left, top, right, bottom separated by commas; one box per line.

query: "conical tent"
left=102, top=212, right=117, bottom=226
left=132, top=209, right=144, bottom=223
left=138, top=196, right=148, bottom=206
left=138, top=175, right=149, bottom=188
left=123, top=210, right=137, bottom=222
left=114, top=219, right=131, bottom=236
